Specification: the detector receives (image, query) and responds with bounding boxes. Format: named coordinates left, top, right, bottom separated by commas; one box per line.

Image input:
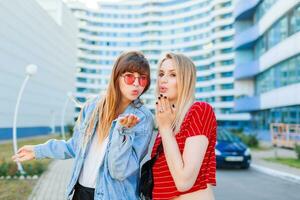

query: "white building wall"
left=0, top=0, right=77, bottom=135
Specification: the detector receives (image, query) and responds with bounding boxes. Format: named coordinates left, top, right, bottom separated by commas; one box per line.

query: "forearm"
left=160, top=129, right=185, bottom=180
left=34, top=138, right=76, bottom=160
left=160, top=128, right=199, bottom=191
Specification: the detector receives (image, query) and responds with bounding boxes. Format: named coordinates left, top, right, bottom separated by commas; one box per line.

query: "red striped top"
left=151, top=102, right=217, bottom=200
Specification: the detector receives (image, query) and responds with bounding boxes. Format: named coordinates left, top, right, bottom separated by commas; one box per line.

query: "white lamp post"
left=13, top=64, right=38, bottom=175
left=60, top=92, right=83, bottom=140
left=60, top=92, right=72, bottom=140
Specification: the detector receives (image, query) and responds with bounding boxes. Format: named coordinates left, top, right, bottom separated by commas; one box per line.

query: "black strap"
left=152, top=142, right=163, bottom=163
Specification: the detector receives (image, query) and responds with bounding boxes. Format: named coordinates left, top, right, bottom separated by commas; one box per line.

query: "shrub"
left=66, top=123, right=75, bottom=137
left=234, top=132, right=259, bottom=148
left=295, top=143, right=300, bottom=160
left=0, top=160, right=48, bottom=177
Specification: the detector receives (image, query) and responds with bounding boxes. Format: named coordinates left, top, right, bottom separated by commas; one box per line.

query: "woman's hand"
left=155, top=94, right=176, bottom=133
left=119, top=114, right=140, bottom=129
left=12, top=145, right=36, bottom=162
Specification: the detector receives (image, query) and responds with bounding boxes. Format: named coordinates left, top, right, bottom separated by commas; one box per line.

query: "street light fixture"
left=12, top=64, right=38, bottom=175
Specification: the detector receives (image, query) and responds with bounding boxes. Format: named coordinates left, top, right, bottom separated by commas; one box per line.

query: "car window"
left=217, top=129, right=240, bottom=142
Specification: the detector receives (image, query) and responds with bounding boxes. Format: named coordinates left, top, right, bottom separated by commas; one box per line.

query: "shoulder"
left=188, top=101, right=214, bottom=117
left=136, top=104, right=154, bottom=122
left=80, top=96, right=100, bottom=119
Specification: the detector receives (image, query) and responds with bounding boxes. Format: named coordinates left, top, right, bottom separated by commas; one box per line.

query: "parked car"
left=216, top=128, right=251, bottom=169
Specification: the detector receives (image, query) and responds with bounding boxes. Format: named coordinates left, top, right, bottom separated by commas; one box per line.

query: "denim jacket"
left=34, top=97, right=154, bottom=200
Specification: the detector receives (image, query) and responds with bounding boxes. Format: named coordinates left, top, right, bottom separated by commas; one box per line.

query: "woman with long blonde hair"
left=12, top=51, right=154, bottom=200
left=149, top=52, right=217, bottom=200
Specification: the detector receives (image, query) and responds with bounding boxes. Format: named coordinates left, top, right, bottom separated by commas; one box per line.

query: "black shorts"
left=72, top=183, right=95, bottom=200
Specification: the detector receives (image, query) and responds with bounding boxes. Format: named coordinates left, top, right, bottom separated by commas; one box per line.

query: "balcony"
left=234, top=60, right=259, bottom=80
left=234, top=0, right=261, bottom=21
left=234, top=24, right=259, bottom=50
left=234, top=96, right=260, bottom=112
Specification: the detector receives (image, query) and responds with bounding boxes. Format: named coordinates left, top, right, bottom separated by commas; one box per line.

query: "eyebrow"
left=159, top=69, right=176, bottom=72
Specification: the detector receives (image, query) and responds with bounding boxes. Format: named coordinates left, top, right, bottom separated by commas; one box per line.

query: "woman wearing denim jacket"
left=12, top=51, right=154, bottom=200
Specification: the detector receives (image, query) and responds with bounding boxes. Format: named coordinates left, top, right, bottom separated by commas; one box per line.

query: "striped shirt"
left=151, top=102, right=217, bottom=200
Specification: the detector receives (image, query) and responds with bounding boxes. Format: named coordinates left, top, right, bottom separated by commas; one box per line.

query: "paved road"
left=214, top=167, right=300, bottom=200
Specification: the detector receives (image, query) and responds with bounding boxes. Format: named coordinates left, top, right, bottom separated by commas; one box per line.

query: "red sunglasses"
left=121, top=74, right=148, bottom=87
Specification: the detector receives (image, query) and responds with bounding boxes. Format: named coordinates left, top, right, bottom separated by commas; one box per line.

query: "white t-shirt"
left=79, top=133, right=108, bottom=188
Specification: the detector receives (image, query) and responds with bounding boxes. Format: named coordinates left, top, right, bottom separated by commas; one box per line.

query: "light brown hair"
left=79, top=51, right=150, bottom=143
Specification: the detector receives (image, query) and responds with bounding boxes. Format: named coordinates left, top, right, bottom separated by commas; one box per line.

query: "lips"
left=131, top=90, right=139, bottom=95
left=159, top=87, right=167, bottom=93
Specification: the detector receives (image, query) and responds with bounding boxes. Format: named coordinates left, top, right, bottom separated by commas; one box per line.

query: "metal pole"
left=12, top=75, right=30, bottom=175
left=60, top=96, right=69, bottom=140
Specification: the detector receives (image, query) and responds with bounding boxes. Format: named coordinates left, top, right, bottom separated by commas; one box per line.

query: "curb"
left=251, top=164, right=300, bottom=184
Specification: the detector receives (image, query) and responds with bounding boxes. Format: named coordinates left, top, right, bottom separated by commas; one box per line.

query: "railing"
left=270, top=123, right=300, bottom=148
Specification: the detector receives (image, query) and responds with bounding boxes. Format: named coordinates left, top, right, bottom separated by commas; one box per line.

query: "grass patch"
left=0, top=134, right=61, bottom=200
left=0, top=134, right=61, bottom=160
left=251, top=145, right=273, bottom=151
left=0, top=179, right=37, bottom=200
left=264, top=157, right=300, bottom=169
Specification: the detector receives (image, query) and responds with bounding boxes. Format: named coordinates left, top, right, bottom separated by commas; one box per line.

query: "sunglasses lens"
left=123, top=74, right=148, bottom=87
left=124, top=74, right=135, bottom=85
left=139, top=76, right=148, bottom=87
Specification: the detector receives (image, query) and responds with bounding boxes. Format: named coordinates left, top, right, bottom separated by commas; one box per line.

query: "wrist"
left=159, top=127, right=173, bottom=136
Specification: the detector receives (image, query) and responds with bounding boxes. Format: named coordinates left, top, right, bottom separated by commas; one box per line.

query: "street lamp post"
left=60, top=92, right=72, bottom=140
left=60, top=92, right=83, bottom=140
left=12, top=64, right=38, bottom=175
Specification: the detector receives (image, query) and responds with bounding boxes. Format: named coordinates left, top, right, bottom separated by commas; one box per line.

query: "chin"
left=128, top=96, right=138, bottom=101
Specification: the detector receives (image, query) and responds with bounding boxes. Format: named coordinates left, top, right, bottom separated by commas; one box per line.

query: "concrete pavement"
left=28, top=159, right=73, bottom=200
left=28, top=146, right=300, bottom=199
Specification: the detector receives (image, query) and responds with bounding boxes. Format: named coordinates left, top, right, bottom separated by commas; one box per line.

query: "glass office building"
left=234, top=0, right=300, bottom=139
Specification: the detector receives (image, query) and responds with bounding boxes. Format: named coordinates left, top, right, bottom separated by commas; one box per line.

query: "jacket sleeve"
left=107, top=112, right=154, bottom=181
left=33, top=103, right=90, bottom=160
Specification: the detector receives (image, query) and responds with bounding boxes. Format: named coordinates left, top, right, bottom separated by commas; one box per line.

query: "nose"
left=160, top=75, right=168, bottom=83
left=133, top=77, right=139, bottom=87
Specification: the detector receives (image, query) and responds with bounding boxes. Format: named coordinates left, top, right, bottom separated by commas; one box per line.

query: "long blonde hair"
left=78, top=51, right=150, bottom=143
left=157, top=52, right=196, bottom=134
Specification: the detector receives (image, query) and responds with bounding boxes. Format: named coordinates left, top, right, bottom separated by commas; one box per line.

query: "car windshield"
left=217, top=128, right=240, bottom=142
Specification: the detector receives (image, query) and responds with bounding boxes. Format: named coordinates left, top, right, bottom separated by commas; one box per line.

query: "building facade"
left=234, top=0, right=300, bottom=139
left=67, top=0, right=250, bottom=128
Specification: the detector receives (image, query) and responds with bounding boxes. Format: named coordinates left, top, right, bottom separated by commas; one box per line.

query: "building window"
left=221, top=71, right=233, bottom=77
left=221, top=96, right=234, bottom=102
left=255, top=54, right=300, bottom=95
left=268, top=16, right=288, bottom=49
left=220, top=83, right=234, bottom=90
left=290, top=4, right=300, bottom=35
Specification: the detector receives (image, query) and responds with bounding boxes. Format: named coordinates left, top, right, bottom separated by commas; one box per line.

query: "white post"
left=69, top=93, right=83, bottom=108
left=13, top=64, right=38, bottom=175
left=60, top=92, right=71, bottom=140
left=50, top=110, right=56, bottom=134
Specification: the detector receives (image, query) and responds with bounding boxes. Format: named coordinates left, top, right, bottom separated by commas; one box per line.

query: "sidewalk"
left=29, top=159, right=73, bottom=200
left=251, top=146, right=300, bottom=183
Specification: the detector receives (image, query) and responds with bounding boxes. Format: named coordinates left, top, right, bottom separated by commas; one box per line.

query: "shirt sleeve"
left=184, top=102, right=217, bottom=138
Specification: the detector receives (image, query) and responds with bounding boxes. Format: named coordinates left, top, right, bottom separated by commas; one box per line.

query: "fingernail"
left=160, top=94, right=163, bottom=97
left=164, top=96, right=167, bottom=99
left=156, top=102, right=158, bottom=104
left=158, top=97, right=161, bottom=99
left=172, top=104, right=175, bottom=108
